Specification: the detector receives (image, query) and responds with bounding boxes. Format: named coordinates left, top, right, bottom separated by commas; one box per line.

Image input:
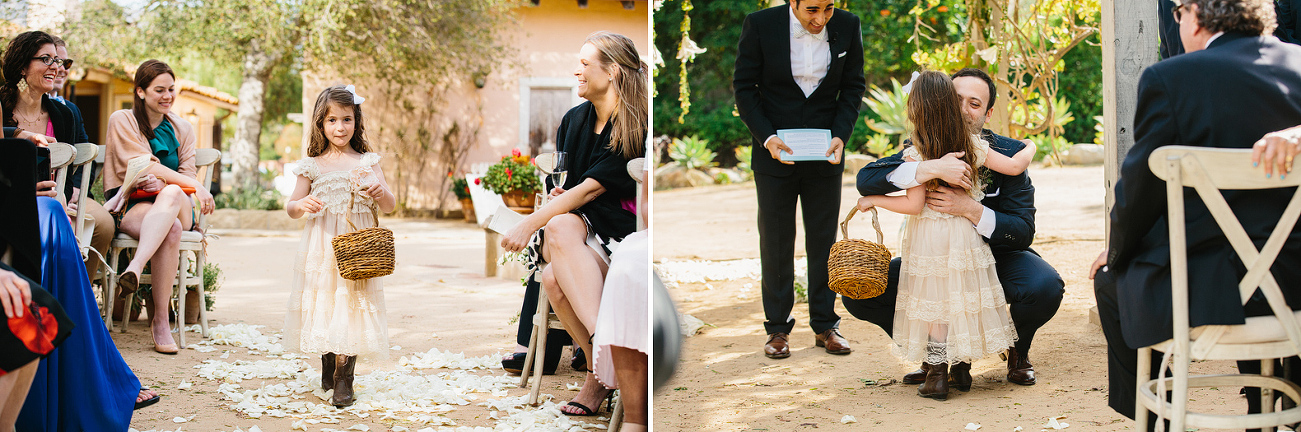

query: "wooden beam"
left=1101, top=0, right=1159, bottom=238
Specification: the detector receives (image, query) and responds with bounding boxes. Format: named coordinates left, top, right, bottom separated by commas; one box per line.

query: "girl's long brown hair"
left=585, top=31, right=647, bottom=160
left=907, top=71, right=978, bottom=190
left=306, top=85, right=370, bottom=157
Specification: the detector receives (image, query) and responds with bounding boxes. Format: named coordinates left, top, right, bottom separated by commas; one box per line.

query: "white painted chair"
left=68, top=143, right=99, bottom=260
left=1136, top=146, right=1301, bottom=432
left=519, top=154, right=565, bottom=404
left=103, top=148, right=221, bottom=347
left=48, top=142, right=75, bottom=207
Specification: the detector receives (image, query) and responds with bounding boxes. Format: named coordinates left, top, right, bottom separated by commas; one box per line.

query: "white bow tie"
left=794, top=27, right=825, bottom=41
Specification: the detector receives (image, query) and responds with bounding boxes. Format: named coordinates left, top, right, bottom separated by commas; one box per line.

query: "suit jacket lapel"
left=807, top=24, right=844, bottom=100
left=775, top=10, right=802, bottom=94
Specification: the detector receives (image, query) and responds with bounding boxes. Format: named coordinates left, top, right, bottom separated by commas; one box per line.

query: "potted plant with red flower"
left=478, top=148, right=543, bottom=211
left=450, top=173, right=474, bottom=222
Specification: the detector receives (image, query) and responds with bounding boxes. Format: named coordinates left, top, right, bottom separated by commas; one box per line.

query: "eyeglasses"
left=31, top=55, right=73, bottom=69
left=1172, top=4, right=1185, bottom=22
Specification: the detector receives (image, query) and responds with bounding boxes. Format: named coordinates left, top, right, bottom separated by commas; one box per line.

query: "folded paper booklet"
left=485, top=204, right=525, bottom=235
left=776, top=128, right=834, bottom=162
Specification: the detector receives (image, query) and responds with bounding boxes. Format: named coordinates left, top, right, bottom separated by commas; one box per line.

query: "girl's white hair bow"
left=901, top=71, right=921, bottom=95
left=344, top=85, right=365, bottom=105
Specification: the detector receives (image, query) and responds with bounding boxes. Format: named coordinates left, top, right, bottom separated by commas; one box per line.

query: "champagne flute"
left=549, top=151, right=568, bottom=192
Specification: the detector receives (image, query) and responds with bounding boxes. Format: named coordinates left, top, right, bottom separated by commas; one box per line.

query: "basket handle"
left=840, top=207, right=884, bottom=244
left=344, top=186, right=381, bottom=233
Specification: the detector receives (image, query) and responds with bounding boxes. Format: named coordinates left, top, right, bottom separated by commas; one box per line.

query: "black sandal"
left=134, top=388, right=160, bottom=410
left=561, top=388, right=614, bottom=416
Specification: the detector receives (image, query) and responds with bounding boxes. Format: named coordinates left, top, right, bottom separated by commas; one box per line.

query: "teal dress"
left=149, top=118, right=180, bottom=171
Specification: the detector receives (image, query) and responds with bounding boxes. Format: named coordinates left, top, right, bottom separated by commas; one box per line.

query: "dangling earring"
left=16, top=75, right=27, bottom=93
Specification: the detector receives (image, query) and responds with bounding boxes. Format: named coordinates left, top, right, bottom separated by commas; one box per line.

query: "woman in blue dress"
left=0, top=31, right=159, bottom=432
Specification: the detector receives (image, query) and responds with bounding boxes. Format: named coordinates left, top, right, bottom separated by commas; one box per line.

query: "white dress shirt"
left=886, top=159, right=997, bottom=238
left=788, top=7, right=830, bottom=97
left=763, top=8, right=833, bottom=148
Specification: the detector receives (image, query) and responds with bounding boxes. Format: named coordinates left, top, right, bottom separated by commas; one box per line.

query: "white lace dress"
left=284, top=153, right=389, bottom=359
left=891, top=140, right=1018, bottom=365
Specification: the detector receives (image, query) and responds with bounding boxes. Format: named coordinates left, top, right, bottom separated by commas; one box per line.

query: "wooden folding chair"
left=103, top=148, right=221, bottom=347
left=48, top=142, right=75, bottom=206
left=68, top=143, right=99, bottom=260
left=1136, top=146, right=1301, bottom=431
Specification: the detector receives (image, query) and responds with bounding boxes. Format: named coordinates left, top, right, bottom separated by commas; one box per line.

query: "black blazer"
left=733, top=6, right=866, bottom=177
left=1110, top=32, right=1301, bottom=348
left=856, top=131, right=1034, bottom=255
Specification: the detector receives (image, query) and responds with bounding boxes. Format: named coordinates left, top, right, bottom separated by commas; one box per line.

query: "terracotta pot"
left=501, top=190, right=537, bottom=209
left=460, top=198, right=476, bottom=222
left=110, top=297, right=143, bottom=322
left=185, top=287, right=201, bottom=324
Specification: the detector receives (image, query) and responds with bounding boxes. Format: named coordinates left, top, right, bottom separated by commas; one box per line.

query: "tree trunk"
left=231, top=39, right=280, bottom=189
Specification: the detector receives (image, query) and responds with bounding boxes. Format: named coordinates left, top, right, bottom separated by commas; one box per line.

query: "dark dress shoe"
left=902, top=362, right=930, bottom=384
left=918, top=362, right=949, bottom=400
left=764, top=333, right=791, bottom=359
left=1006, top=347, right=1036, bottom=386
left=815, top=329, right=852, bottom=355
left=949, top=362, right=972, bottom=391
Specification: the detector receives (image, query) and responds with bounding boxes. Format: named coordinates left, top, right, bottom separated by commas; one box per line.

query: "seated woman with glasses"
left=1, top=30, right=161, bottom=431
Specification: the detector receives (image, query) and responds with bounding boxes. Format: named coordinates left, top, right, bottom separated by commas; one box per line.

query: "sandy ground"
left=112, top=218, right=610, bottom=431
left=651, top=166, right=1251, bottom=432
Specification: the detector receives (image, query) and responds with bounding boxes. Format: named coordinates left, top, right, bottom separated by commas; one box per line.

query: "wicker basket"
left=332, top=191, right=395, bottom=281
left=827, top=207, right=892, bottom=299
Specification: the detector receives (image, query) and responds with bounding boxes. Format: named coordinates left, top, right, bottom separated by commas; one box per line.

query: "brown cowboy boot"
left=949, top=362, right=972, bottom=392
left=902, top=362, right=930, bottom=384
left=332, top=354, right=357, bottom=407
left=918, top=362, right=949, bottom=400
left=321, top=353, right=336, bottom=391
left=1006, top=347, right=1036, bottom=386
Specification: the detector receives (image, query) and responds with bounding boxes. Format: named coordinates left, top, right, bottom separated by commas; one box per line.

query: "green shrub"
left=734, top=145, right=752, bottom=175
left=1028, top=134, right=1073, bottom=164
left=215, top=181, right=283, bottom=210
left=203, top=262, right=222, bottom=311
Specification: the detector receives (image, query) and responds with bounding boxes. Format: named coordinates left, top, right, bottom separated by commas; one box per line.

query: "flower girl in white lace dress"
left=284, top=85, right=396, bottom=408
left=857, top=71, right=1035, bottom=400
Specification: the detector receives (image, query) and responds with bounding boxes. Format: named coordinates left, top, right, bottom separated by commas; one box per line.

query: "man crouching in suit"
left=843, top=68, right=1065, bottom=390
left=1089, top=0, right=1301, bottom=428
left=733, top=0, right=866, bottom=359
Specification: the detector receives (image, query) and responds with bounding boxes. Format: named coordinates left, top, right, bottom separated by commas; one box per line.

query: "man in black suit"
left=733, top=0, right=865, bottom=359
left=1089, top=0, right=1301, bottom=425
left=842, top=68, right=1064, bottom=390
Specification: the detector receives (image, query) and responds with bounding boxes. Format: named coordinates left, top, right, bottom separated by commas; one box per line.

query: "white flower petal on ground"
left=565, top=382, right=582, bottom=391
left=248, top=427, right=262, bottom=432
left=1013, top=427, right=1023, bottom=432
left=391, top=345, right=401, bottom=351
left=841, top=415, right=857, bottom=424
left=345, top=425, right=369, bottom=431
left=172, top=416, right=188, bottom=423
left=178, top=380, right=192, bottom=390
left=1044, top=417, right=1069, bottom=429
left=965, top=423, right=981, bottom=430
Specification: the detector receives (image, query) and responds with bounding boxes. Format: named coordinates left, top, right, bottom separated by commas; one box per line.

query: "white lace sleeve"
left=291, top=157, right=317, bottom=179
left=971, top=135, right=990, bottom=169
left=361, top=152, right=381, bottom=167
left=902, top=146, right=922, bottom=161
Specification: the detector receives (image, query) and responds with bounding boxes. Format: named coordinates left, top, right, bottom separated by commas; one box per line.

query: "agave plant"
left=863, top=78, right=912, bottom=145
left=863, top=133, right=900, bottom=158
left=734, top=145, right=753, bottom=174
left=1093, top=115, right=1105, bottom=146
left=669, top=135, right=718, bottom=171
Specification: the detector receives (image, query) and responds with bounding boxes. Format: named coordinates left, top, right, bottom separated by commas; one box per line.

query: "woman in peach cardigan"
left=102, top=59, right=215, bottom=354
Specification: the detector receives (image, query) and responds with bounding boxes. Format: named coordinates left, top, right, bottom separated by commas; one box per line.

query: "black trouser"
left=755, top=168, right=841, bottom=335
left=842, top=250, right=1064, bottom=356
left=1096, top=266, right=1299, bottom=432
left=517, top=274, right=571, bottom=348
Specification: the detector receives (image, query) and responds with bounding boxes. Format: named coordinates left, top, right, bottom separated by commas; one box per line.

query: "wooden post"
left=1101, top=0, right=1160, bottom=236
left=485, top=230, right=500, bottom=277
